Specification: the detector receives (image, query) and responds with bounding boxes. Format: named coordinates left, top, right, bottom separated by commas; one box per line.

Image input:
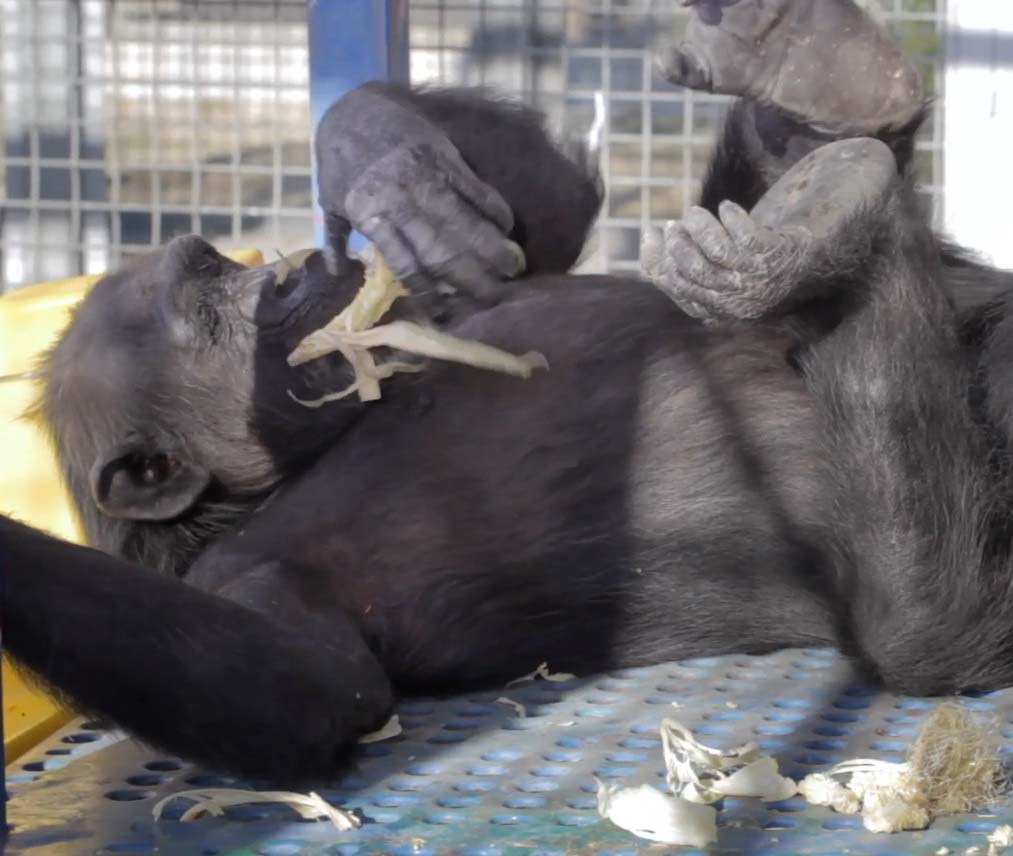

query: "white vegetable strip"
left=359, top=715, right=403, bottom=744
left=506, top=662, right=577, bottom=687
left=596, top=780, right=717, bottom=847
left=152, top=788, right=360, bottom=831
left=286, top=251, right=547, bottom=404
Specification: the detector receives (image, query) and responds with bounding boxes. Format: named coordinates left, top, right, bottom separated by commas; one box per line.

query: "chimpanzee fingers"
left=651, top=264, right=735, bottom=322
left=642, top=226, right=732, bottom=321
left=719, top=199, right=811, bottom=263
left=654, top=42, right=713, bottom=91
left=395, top=210, right=513, bottom=305
left=662, top=221, right=743, bottom=293
left=718, top=200, right=776, bottom=254
left=422, top=189, right=526, bottom=280
left=358, top=214, right=438, bottom=292
left=428, top=253, right=513, bottom=306
left=640, top=226, right=666, bottom=283
left=683, top=206, right=744, bottom=269
left=441, top=146, right=515, bottom=235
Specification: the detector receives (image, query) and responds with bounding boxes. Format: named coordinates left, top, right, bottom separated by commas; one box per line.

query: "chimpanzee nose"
left=160, top=234, right=230, bottom=277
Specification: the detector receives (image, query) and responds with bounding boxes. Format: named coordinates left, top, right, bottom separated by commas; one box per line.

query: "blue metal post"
left=307, top=0, right=410, bottom=250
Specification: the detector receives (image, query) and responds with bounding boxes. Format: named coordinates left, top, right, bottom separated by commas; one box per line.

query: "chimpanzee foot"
left=643, top=137, right=896, bottom=322
left=657, top=0, right=924, bottom=134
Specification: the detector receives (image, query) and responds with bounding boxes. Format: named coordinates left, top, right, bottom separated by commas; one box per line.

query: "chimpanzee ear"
left=89, top=442, right=210, bottom=521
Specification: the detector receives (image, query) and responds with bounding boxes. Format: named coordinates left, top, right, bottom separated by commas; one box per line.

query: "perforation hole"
left=823, top=817, right=863, bottom=830
left=372, top=794, right=419, bottom=808
left=504, top=796, right=546, bottom=809
left=184, top=775, right=238, bottom=787
left=443, top=720, right=485, bottom=731
left=833, top=697, right=871, bottom=710
left=428, top=732, right=469, bottom=744
left=755, top=725, right=794, bottom=736
left=105, top=790, right=154, bottom=802
left=62, top=732, right=100, bottom=744
left=490, top=814, right=533, bottom=825
left=500, top=719, right=539, bottom=731
left=438, top=795, right=482, bottom=808
left=455, top=780, right=497, bottom=793
left=405, top=763, right=441, bottom=776
left=125, top=775, right=169, bottom=787
left=869, top=741, right=908, bottom=752
left=515, top=780, right=560, bottom=792
left=457, top=704, right=499, bottom=717
left=957, top=821, right=1000, bottom=833
left=896, top=699, right=934, bottom=710
left=424, top=811, right=463, bottom=825
left=556, top=813, right=597, bottom=826
left=794, top=752, right=835, bottom=766
left=766, top=711, right=806, bottom=722
left=482, top=750, right=523, bottom=762
left=823, top=712, right=862, bottom=723
left=543, top=751, right=582, bottom=763
left=467, top=764, right=508, bottom=777
left=144, top=760, right=183, bottom=772
left=804, top=739, right=846, bottom=751
left=255, top=843, right=304, bottom=856
left=388, top=779, right=427, bottom=792
left=529, top=766, right=570, bottom=778
left=772, top=698, right=811, bottom=710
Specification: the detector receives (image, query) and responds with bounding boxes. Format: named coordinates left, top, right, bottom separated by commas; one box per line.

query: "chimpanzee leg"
left=660, top=0, right=926, bottom=214
left=797, top=185, right=1009, bottom=695
left=654, top=133, right=1013, bottom=695
left=2, top=514, right=394, bottom=783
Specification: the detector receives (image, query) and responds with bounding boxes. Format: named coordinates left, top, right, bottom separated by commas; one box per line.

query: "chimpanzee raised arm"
left=316, top=82, right=604, bottom=306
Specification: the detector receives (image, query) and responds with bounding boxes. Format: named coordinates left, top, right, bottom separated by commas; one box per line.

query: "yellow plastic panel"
left=0, top=248, right=265, bottom=761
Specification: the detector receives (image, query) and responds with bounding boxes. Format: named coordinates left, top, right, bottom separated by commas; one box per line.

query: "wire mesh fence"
left=0, top=0, right=947, bottom=291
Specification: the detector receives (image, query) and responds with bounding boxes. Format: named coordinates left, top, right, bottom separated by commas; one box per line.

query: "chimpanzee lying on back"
left=4, top=0, right=1009, bottom=785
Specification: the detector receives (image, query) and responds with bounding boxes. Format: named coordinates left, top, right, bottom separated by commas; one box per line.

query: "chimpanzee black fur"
left=4, top=0, right=1011, bottom=785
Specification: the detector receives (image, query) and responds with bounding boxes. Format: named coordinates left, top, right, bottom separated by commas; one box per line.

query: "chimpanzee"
left=4, top=0, right=1005, bottom=786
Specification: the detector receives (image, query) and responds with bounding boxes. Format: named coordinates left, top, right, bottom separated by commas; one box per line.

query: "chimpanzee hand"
left=642, top=203, right=813, bottom=323
left=644, top=138, right=897, bottom=324
left=316, top=84, right=526, bottom=306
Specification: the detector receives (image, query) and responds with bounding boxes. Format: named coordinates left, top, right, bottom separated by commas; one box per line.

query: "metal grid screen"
left=407, top=0, right=948, bottom=275
left=0, top=0, right=947, bottom=292
left=0, top=0, right=314, bottom=292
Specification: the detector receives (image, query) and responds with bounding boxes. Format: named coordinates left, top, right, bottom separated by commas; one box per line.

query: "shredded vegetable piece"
left=661, top=717, right=795, bottom=804
left=287, top=251, right=547, bottom=405
left=505, top=662, right=577, bottom=687
left=152, top=788, right=360, bottom=830
left=797, top=703, right=1002, bottom=834
left=496, top=697, right=527, bottom=717
left=272, top=248, right=319, bottom=287
left=359, top=715, right=403, bottom=744
left=596, top=780, right=717, bottom=847
left=989, top=824, right=1013, bottom=856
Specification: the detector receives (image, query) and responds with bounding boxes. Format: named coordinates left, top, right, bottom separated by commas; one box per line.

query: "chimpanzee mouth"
left=226, top=248, right=364, bottom=334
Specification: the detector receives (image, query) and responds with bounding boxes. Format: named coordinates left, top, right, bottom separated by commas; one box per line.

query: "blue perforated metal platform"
left=5, top=649, right=1013, bottom=855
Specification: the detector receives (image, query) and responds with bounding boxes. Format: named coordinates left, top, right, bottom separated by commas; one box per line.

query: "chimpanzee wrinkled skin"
left=5, top=0, right=1011, bottom=785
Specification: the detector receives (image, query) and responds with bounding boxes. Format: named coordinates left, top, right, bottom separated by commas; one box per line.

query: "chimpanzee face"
left=40, top=233, right=365, bottom=524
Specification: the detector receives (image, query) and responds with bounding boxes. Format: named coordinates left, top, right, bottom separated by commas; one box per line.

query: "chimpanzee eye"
left=196, top=300, right=221, bottom=340
left=129, top=453, right=174, bottom=487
